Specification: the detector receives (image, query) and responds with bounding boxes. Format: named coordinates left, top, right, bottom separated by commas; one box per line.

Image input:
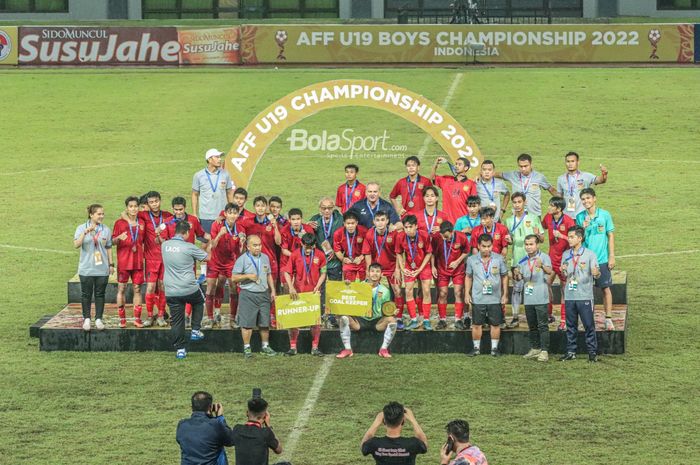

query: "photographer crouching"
left=232, top=390, right=287, bottom=465
left=176, top=391, right=234, bottom=465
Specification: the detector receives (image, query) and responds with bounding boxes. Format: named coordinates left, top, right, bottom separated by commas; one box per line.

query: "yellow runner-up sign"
left=275, top=292, right=322, bottom=330
left=325, top=281, right=373, bottom=318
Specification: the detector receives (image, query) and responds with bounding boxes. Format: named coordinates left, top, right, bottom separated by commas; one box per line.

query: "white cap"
left=205, top=148, right=224, bottom=160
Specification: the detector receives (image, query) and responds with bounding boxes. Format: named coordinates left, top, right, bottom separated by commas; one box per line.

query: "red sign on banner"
left=19, top=27, right=180, bottom=65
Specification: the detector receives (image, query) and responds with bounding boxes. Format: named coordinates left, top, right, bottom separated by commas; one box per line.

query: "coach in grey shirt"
left=192, top=148, right=234, bottom=234
left=162, top=221, right=210, bottom=359
left=560, top=226, right=601, bottom=362
left=465, top=233, right=509, bottom=357
left=496, top=153, right=557, bottom=217
left=232, top=235, right=278, bottom=358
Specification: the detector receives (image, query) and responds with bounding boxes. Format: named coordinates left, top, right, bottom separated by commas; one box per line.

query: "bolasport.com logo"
left=286, top=128, right=408, bottom=159
left=0, top=30, right=12, bottom=62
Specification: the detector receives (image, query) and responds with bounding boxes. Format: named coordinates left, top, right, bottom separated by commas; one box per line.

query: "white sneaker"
left=523, top=348, right=541, bottom=359
left=95, top=319, right=105, bottom=331
left=537, top=350, right=549, bottom=362
left=82, top=318, right=91, bottom=331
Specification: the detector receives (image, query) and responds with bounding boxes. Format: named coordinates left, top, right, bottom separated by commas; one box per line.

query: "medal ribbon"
left=345, top=181, right=357, bottom=207
left=205, top=168, right=221, bottom=193
left=569, top=247, right=585, bottom=276
left=526, top=252, right=539, bottom=281
left=246, top=252, right=261, bottom=281
left=406, top=234, right=419, bottom=265
left=128, top=221, right=139, bottom=245
left=443, top=234, right=456, bottom=264
left=148, top=211, right=163, bottom=234
left=345, top=230, right=356, bottom=258
left=302, top=250, right=314, bottom=284
left=510, top=213, right=526, bottom=234
left=366, top=200, right=379, bottom=220
left=423, top=209, right=437, bottom=232
left=406, top=175, right=419, bottom=204
left=87, top=222, right=103, bottom=248
left=567, top=171, right=580, bottom=197
left=481, top=257, right=493, bottom=280
left=519, top=173, right=532, bottom=193
left=374, top=228, right=388, bottom=260
left=224, top=221, right=238, bottom=237
left=321, top=216, right=333, bottom=241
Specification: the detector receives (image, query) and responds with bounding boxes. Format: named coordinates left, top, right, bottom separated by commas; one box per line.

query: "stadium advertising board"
left=324, top=281, right=373, bottom=318
left=19, top=27, right=180, bottom=65
left=240, top=24, right=695, bottom=64
left=274, top=292, right=322, bottom=329
left=225, top=79, right=482, bottom=190
left=0, top=27, right=18, bottom=66
left=177, top=27, right=241, bottom=65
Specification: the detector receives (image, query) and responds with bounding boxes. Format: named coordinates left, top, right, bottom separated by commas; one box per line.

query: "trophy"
left=275, top=30, right=288, bottom=61
left=648, top=29, right=661, bottom=60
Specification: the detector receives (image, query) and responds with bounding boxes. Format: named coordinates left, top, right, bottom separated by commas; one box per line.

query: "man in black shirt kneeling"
left=361, top=401, right=428, bottom=465
left=232, top=396, right=285, bottom=465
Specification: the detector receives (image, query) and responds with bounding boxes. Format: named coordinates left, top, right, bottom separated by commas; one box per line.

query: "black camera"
left=252, top=388, right=262, bottom=399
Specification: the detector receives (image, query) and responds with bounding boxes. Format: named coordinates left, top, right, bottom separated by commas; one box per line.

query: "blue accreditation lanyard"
left=366, top=200, right=379, bottom=221
left=481, top=257, right=493, bottom=280
left=302, top=250, right=314, bottom=284
left=205, top=168, right=221, bottom=193
left=443, top=234, right=455, bottom=264
left=246, top=252, right=261, bottom=281
left=374, top=228, right=388, bottom=259
left=423, top=209, right=438, bottom=232
left=465, top=215, right=480, bottom=229
left=345, top=230, right=356, bottom=258
left=510, top=213, right=526, bottom=234
left=321, top=216, right=333, bottom=241
left=480, top=178, right=495, bottom=202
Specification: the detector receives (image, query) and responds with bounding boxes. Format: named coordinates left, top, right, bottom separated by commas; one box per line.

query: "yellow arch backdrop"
left=226, top=79, right=482, bottom=189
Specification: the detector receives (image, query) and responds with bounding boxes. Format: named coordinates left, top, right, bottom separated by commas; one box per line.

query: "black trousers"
left=168, top=289, right=205, bottom=350
left=79, top=275, right=109, bottom=320
left=525, top=304, right=550, bottom=351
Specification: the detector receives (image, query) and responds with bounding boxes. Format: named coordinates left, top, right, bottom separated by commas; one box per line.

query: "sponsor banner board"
left=0, top=27, right=18, bottom=66
left=177, top=27, right=241, bottom=65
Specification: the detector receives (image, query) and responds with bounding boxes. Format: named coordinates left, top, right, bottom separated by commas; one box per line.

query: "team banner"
left=324, top=281, right=373, bottom=318
left=0, top=26, right=18, bottom=66
left=274, top=292, right=322, bottom=330
left=240, top=24, right=694, bottom=64
left=226, top=79, right=482, bottom=189
left=177, top=27, right=241, bottom=65
left=18, top=27, right=180, bottom=65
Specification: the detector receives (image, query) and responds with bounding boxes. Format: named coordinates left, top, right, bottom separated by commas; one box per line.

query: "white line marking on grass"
left=282, top=356, right=334, bottom=461
left=0, top=244, right=74, bottom=255
left=0, top=159, right=193, bottom=176
left=418, top=72, right=463, bottom=158
left=617, top=249, right=699, bottom=259
left=586, top=156, right=700, bottom=165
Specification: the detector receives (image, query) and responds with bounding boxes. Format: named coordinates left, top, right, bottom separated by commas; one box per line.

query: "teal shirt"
left=576, top=208, right=614, bottom=264
left=453, top=214, right=481, bottom=244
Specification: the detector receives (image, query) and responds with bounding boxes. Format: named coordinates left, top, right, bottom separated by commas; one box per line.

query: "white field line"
left=0, top=159, right=193, bottom=176
left=418, top=72, right=463, bottom=158
left=616, top=249, right=699, bottom=259
left=0, top=244, right=73, bottom=255
left=282, top=356, right=335, bottom=461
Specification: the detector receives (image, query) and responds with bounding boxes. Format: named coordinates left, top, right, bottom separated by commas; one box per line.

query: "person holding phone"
left=439, top=419, right=488, bottom=465
left=176, top=391, right=235, bottom=465
left=361, top=401, right=427, bottom=465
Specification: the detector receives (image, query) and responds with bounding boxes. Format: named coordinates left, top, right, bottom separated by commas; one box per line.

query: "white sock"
left=381, top=323, right=397, bottom=349
left=492, top=339, right=499, bottom=352
left=474, top=340, right=481, bottom=350
left=244, top=343, right=251, bottom=349
left=511, top=288, right=521, bottom=317
left=262, top=342, right=269, bottom=348
left=339, top=316, right=351, bottom=350
left=200, top=264, right=207, bottom=275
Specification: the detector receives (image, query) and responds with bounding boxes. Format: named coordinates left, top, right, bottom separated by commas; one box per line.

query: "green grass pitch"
left=1, top=66, right=699, bottom=464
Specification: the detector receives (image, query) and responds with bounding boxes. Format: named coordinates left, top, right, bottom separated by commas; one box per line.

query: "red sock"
left=454, top=302, right=465, bottom=319
left=229, top=294, right=238, bottom=318
left=205, top=295, right=214, bottom=319
left=311, top=325, right=321, bottom=349
left=145, top=293, right=155, bottom=318
left=270, top=300, right=277, bottom=320
left=406, top=300, right=417, bottom=319
left=215, top=285, right=224, bottom=308
left=395, top=296, right=404, bottom=312
left=133, top=304, right=142, bottom=320
left=289, top=329, right=299, bottom=349
left=438, top=304, right=448, bottom=319
left=185, top=303, right=192, bottom=317
left=548, top=302, right=553, bottom=316
left=416, top=296, right=423, bottom=309
left=422, top=302, right=431, bottom=319
left=560, top=303, right=566, bottom=322
left=118, top=305, right=126, bottom=321
left=158, top=291, right=166, bottom=317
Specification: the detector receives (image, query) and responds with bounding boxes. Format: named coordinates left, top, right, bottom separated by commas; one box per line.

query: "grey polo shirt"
left=233, top=252, right=271, bottom=292
left=74, top=223, right=112, bottom=276
left=561, top=247, right=598, bottom=301
left=466, top=253, right=508, bottom=305
left=161, top=238, right=208, bottom=297
left=502, top=170, right=551, bottom=217
left=476, top=177, right=509, bottom=221
left=192, top=167, right=234, bottom=220
left=556, top=171, right=597, bottom=218
left=517, top=252, right=552, bottom=305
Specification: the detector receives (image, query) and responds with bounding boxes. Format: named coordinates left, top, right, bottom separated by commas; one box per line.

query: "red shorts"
left=381, top=269, right=401, bottom=287
left=206, top=262, right=234, bottom=279
left=404, top=265, right=434, bottom=283
left=436, top=270, right=466, bottom=288
left=552, top=265, right=566, bottom=282
left=343, top=266, right=366, bottom=282
left=117, top=269, right=144, bottom=285
left=145, top=260, right=164, bottom=283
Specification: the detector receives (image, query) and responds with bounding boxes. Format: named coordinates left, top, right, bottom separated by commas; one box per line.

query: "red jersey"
left=395, top=230, right=433, bottom=269
left=210, top=220, right=245, bottom=268
left=433, top=175, right=477, bottom=223
left=165, top=214, right=206, bottom=244
left=432, top=231, right=469, bottom=275
left=389, top=175, right=433, bottom=215
left=333, top=225, right=368, bottom=271
left=542, top=213, right=576, bottom=266
left=470, top=223, right=510, bottom=255
left=138, top=210, right=173, bottom=262
left=243, top=216, right=279, bottom=269
left=280, top=223, right=315, bottom=268
left=335, top=181, right=366, bottom=213
left=282, top=248, right=327, bottom=292
left=112, top=218, right=145, bottom=271
left=361, top=227, right=398, bottom=273
left=416, top=208, right=448, bottom=239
